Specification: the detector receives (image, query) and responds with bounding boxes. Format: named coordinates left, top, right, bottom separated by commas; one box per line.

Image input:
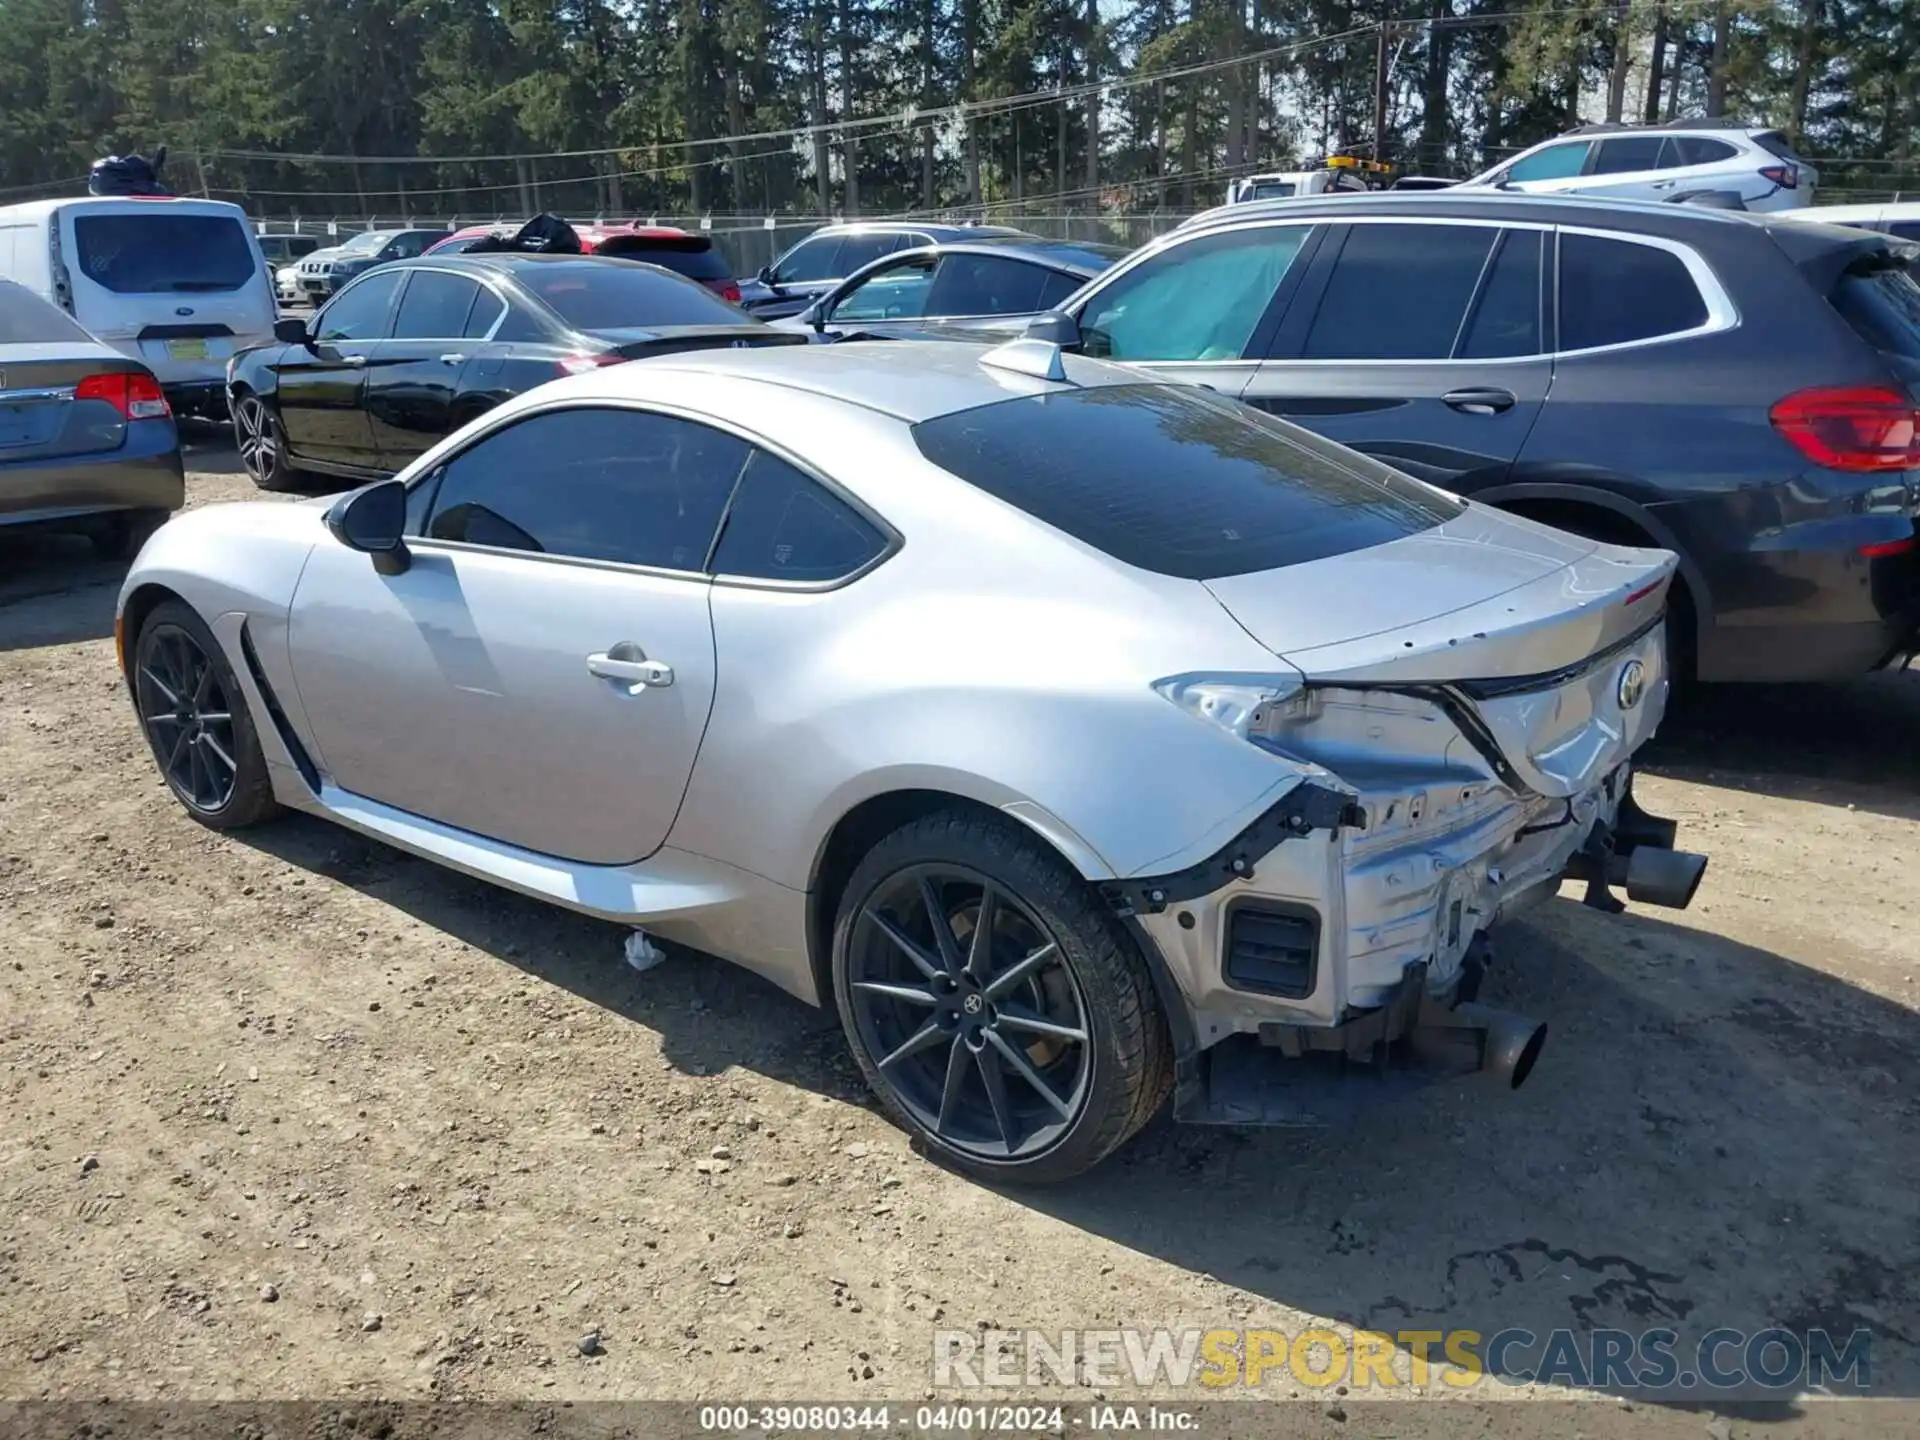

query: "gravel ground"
left=2, top=441, right=1917, bottom=1415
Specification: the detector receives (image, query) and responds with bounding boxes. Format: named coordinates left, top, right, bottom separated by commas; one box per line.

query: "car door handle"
left=338, top=355, right=367, bottom=368
left=587, top=650, right=674, bottom=691
left=1442, top=387, right=1517, bottom=416
left=439, top=354, right=465, bottom=365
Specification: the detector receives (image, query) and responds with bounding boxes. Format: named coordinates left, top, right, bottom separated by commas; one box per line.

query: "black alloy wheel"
left=132, top=601, right=280, bottom=828
left=832, top=810, right=1172, bottom=1183
left=847, top=863, right=1094, bottom=1161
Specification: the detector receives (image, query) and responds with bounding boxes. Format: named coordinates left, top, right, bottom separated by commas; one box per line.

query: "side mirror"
left=1023, top=311, right=1083, bottom=350
left=273, top=317, right=312, bottom=345
left=757, top=265, right=775, bottom=286
left=810, top=304, right=828, bottom=335
left=324, top=480, right=411, bottom=575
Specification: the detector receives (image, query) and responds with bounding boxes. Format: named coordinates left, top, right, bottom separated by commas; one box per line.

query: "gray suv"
left=1024, top=191, right=1920, bottom=682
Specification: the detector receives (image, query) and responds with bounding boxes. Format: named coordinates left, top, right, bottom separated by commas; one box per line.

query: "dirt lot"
left=3, top=443, right=1918, bottom=1413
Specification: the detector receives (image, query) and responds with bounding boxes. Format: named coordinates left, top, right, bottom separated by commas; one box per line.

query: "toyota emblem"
left=1617, top=658, right=1648, bottom=711
left=962, top=993, right=984, bottom=1016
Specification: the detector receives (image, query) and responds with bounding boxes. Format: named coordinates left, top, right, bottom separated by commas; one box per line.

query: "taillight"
left=1769, top=385, right=1920, bottom=472
left=75, top=371, right=171, bottom=421
left=713, top=279, right=742, bottom=304
left=555, top=353, right=630, bottom=376
left=1760, top=163, right=1799, bottom=189
left=1860, top=536, right=1916, bottom=559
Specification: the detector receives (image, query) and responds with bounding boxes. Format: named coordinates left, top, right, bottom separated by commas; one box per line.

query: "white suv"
left=1460, top=121, right=1817, bottom=212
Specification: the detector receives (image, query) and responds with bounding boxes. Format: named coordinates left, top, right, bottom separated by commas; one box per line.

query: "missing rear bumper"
left=1173, top=948, right=1547, bottom=1126
left=1561, top=785, right=1707, bottom=913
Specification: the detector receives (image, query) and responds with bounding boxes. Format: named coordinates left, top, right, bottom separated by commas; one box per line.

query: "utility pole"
left=1372, top=21, right=1390, bottom=162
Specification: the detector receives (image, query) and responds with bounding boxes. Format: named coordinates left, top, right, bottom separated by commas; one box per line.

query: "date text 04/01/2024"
left=695, top=1404, right=1199, bottom=1432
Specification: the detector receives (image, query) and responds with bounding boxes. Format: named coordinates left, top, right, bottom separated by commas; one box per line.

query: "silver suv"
left=1457, top=120, right=1818, bottom=212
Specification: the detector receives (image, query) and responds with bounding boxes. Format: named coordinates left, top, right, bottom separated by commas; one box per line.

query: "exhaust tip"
left=1625, top=847, right=1709, bottom=910
left=1505, top=1022, right=1547, bottom=1091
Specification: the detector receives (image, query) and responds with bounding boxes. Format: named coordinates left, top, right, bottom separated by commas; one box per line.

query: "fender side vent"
left=1225, top=904, right=1319, bottom=999
left=238, top=622, right=320, bottom=793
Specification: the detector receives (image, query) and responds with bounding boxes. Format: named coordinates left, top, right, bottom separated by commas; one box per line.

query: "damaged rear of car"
left=912, top=376, right=1706, bottom=1131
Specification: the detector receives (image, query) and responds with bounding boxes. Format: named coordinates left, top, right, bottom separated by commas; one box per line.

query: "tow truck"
left=1224, top=155, right=1393, bottom=204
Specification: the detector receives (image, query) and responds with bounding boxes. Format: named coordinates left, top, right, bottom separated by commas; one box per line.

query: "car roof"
left=1175, top=188, right=1791, bottom=239
left=810, top=221, right=1030, bottom=240
left=597, top=337, right=1138, bottom=422
left=889, top=236, right=1124, bottom=272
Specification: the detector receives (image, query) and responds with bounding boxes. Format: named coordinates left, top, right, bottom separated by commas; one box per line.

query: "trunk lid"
left=595, top=324, right=812, bottom=359
left=0, top=346, right=142, bottom=463
left=1205, top=506, right=1677, bottom=796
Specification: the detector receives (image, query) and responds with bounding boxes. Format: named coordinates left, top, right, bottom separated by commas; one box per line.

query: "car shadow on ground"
left=1640, top=667, right=1920, bottom=822
left=231, top=812, right=1920, bottom=1399
left=0, top=532, right=124, bottom=650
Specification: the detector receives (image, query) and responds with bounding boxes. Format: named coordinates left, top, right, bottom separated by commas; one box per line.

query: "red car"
left=423, top=222, right=742, bottom=303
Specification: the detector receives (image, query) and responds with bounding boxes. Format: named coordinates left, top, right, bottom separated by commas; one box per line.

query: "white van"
left=0, top=196, right=275, bottom=418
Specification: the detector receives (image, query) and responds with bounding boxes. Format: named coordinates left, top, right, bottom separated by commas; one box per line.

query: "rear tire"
left=831, top=809, right=1172, bottom=1184
left=233, top=392, right=314, bottom=494
left=132, top=600, right=282, bottom=830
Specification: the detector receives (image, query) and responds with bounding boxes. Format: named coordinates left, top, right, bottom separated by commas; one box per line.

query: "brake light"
left=1769, top=385, right=1920, bottom=471
left=555, top=353, right=629, bottom=375
left=1860, top=536, right=1916, bottom=559
left=1759, top=163, right=1799, bottom=189
left=713, top=279, right=743, bottom=304
left=1623, top=579, right=1664, bottom=606
left=75, top=371, right=170, bottom=420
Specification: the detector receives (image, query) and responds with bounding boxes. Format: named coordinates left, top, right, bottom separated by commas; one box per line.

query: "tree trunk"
left=1786, top=0, right=1822, bottom=142
left=1420, top=0, right=1451, bottom=172
left=1663, top=25, right=1685, bottom=121
left=838, top=0, right=859, bottom=214
left=1155, top=79, right=1169, bottom=208
left=962, top=0, right=980, bottom=206
left=1181, top=83, right=1197, bottom=210
left=1706, top=6, right=1731, bottom=117
left=809, top=18, right=831, bottom=212
left=1606, top=0, right=1633, bottom=123
left=920, top=0, right=938, bottom=208
left=1083, top=0, right=1100, bottom=196
left=1644, top=7, right=1669, bottom=124
left=1057, top=94, right=1069, bottom=206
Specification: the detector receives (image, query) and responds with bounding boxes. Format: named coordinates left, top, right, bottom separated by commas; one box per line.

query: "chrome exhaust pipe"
left=1624, top=847, right=1709, bottom=910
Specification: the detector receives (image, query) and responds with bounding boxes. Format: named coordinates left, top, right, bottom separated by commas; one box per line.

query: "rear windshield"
left=910, top=384, right=1461, bottom=580
left=513, top=259, right=748, bottom=329
left=0, top=279, right=94, bottom=344
left=596, top=237, right=731, bottom=282
left=1830, top=257, right=1920, bottom=370
left=1753, top=130, right=1803, bottom=162
left=70, top=211, right=258, bottom=294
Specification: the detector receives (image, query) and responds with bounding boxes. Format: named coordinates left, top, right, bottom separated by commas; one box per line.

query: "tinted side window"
left=1079, top=225, right=1310, bottom=362
left=393, top=271, right=481, bottom=340
left=774, top=235, right=842, bottom=284
left=1670, top=136, right=1740, bottom=166
left=1593, top=136, right=1667, bottom=174
left=423, top=408, right=750, bottom=570
left=464, top=286, right=505, bottom=337
left=925, top=255, right=1051, bottom=315
left=834, top=233, right=910, bottom=275
left=316, top=270, right=404, bottom=341
left=1888, top=222, right=1920, bottom=243
left=1829, top=262, right=1920, bottom=362
left=1035, top=269, right=1085, bottom=309
left=1301, top=223, right=1494, bottom=360
left=1506, top=141, right=1591, bottom=182
left=833, top=259, right=935, bottom=322
left=1458, top=230, right=1543, bottom=358
left=1558, top=233, right=1708, bottom=350
left=711, top=451, right=887, bottom=582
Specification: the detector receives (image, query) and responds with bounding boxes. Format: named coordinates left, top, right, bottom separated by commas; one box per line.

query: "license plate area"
left=167, top=339, right=209, bottom=361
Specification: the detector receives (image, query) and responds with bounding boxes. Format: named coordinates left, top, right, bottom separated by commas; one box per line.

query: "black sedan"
left=779, top=238, right=1124, bottom=343
left=226, top=253, right=805, bottom=491
left=0, top=279, right=183, bottom=558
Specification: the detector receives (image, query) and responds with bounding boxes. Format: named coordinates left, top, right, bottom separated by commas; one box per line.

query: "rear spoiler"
left=1769, top=219, right=1913, bottom=295
left=604, top=325, right=809, bottom=360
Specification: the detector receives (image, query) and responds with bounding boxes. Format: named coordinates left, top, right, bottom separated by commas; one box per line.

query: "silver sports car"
left=116, top=338, right=1707, bottom=1182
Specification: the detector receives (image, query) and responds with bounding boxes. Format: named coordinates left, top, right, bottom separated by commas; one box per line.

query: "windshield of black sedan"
left=910, top=383, right=1462, bottom=580
left=515, top=259, right=749, bottom=330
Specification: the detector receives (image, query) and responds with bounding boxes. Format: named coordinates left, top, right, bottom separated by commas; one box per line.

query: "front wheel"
left=831, top=810, right=1172, bottom=1183
left=233, top=392, right=312, bottom=493
left=133, top=600, right=281, bottom=829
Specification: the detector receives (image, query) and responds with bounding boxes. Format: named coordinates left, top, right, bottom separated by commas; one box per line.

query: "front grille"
left=1224, top=904, right=1319, bottom=998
